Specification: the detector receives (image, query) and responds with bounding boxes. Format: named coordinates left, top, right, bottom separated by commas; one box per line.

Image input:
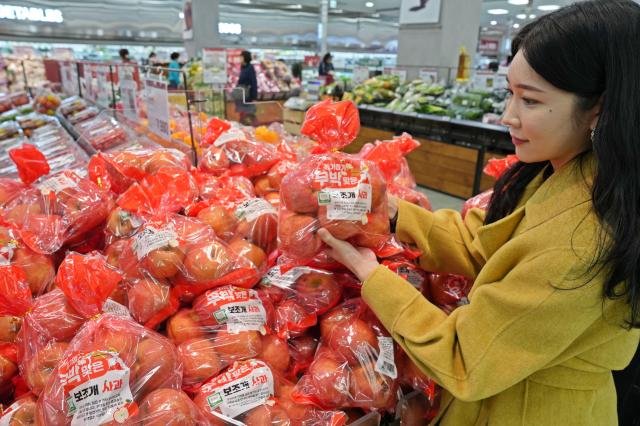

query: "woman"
left=319, top=1, right=640, bottom=424
left=236, top=50, right=257, bottom=125
left=318, top=52, right=334, bottom=85
left=168, top=52, right=182, bottom=90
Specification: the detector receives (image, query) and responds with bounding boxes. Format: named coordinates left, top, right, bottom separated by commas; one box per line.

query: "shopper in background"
left=236, top=50, right=257, bottom=126
left=147, top=52, right=157, bottom=65
left=167, top=52, right=181, bottom=90
left=318, top=1, right=640, bottom=425
left=318, top=52, right=334, bottom=85
left=118, top=48, right=132, bottom=63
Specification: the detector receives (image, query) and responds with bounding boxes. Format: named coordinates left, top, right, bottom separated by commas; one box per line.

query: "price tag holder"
left=202, top=48, right=228, bottom=85
left=353, top=66, right=369, bottom=84
left=419, top=68, right=439, bottom=83
left=144, top=78, right=171, bottom=139
left=119, top=65, right=138, bottom=121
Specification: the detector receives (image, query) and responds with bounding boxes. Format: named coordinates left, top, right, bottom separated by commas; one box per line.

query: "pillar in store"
left=396, top=0, right=482, bottom=80
left=183, top=0, right=221, bottom=58
left=319, top=0, right=329, bottom=54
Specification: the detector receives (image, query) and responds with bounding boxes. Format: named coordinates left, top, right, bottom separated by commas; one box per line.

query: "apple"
left=368, top=169, right=387, bottom=209
left=428, top=273, right=472, bottom=308
left=280, top=173, right=318, bottom=214
left=327, top=319, right=378, bottom=365
left=253, top=176, right=273, bottom=197
left=197, top=205, right=237, bottom=240
left=106, top=207, right=140, bottom=237
left=399, top=392, right=432, bottom=426
left=288, top=335, right=318, bottom=369
left=264, top=192, right=280, bottom=208
left=259, top=335, right=290, bottom=372
left=200, top=146, right=230, bottom=175
left=166, top=309, right=206, bottom=345
left=0, top=179, right=22, bottom=206
left=277, top=383, right=310, bottom=421
left=267, top=160, right=297, bottom=190
left=213, top=330, right=262, bottom=361
left=178, top=338, right=223, bottom=385
left=10, top=248, right=54, bottom=296
left=0, top=316, right=21, bottom=342
left=183, top=243, right=224, bottom=282
left=0, top=355, right=17, bottom=387
left=3, top=396, right=36, bottom=426
left=138, top=388, right=202, bottom=426
left=319, top=306, right=358, bottom=342
left=4, top=203, right=43, bottom=225
left=295, top=272, right=341, bottom=315
left=351, top=210, right=390, bottom=249
left=243, top=404, right=291, bottom=426
left=132, top=336, right=180, bottom=399
left=235, top=213, right=278, bottom=252
left=29, top=290, right=85, bottom=341
left=104, top=239, right=128, bottom=268
left=145, top=152, right=183, bottom=175
left=278, top=213, right=321, bottom=260
left=349, top=364, right=396, bottom=409
left=127, top=278, right=171, bottom=325
left=318, top=206, right=360, bottom=240
left=275, top=300, right=315, bottom=337
left=142, top=246, right=185, bottom=279
left=306, top=355, right=349, bottom=407
left=228, top=238, right=266, bottom=269
left=25, top=342, right=69, bottom=395
left=92, top=326, right=140, bottom=366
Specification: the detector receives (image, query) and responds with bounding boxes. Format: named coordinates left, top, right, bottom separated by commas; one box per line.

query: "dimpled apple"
left=259, top=335, right=290, bottom=372
left=0, top=316, right=21, bottom=343
left=128, top=278, right=171, bottom=325
left=25, top=342, right=69, bottom=395
left=132, top=336, right=180, bottom=399
left=142, top=246, right=184, bottom=279
left=138, top=388, right=202, bottom=426
left=306, top=355, right=349, bottom=407
left=228, top=238, right=266, bottom=269
left=214, top=330, right=262, bottom=361
left=349, top=364, right=396, bottom=409
left=167, top=309, right=206, bottom=345
left=11, top=248, right=55, bottom=296
left=281, top=172, right=318, bottom=214
left=242, top=404, right=291, bottom=426
left=278, top=212, right=321, bottom=260
left=327, top=318, right=378, bottom=365
left=178, top=338, right=223, bottom=384
left=197, top=205, right=237, bottom=240
left=295, top=272, right=341, bottom=315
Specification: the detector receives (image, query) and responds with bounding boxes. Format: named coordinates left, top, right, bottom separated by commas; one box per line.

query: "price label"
left=375, top=337, right=398, bottom=379
left=84, top=65, right=95, bottom=101
left=96, top=66, right=111, bottom=107
left=144, top=78, right=171, bottom=139
left=419, top=68, right=439, bottom=83
left=353, top=66, right=370, bottom=84
left=390, top=68, right=407, bottom=84
left=61, top=61, right=78, bottom=95
left=202, top=48, right=228, bottom=85
left=119, top=65, right=138, bottom=121
left=318, top=183, right=372, bottom=221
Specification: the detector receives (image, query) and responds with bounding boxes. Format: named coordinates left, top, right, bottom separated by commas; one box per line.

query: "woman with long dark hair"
left=318, top=1, right=640, bottom=424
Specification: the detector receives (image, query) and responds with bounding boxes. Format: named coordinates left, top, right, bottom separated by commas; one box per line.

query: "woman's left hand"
left=317, top=229, right=380, bottom=282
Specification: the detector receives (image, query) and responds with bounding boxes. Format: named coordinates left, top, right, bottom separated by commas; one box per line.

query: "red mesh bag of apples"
left=360, top=133, right=432, bottom=211
left=293, top=298, right=400, bottom=412
left=16, top=252, right=127, bottom=397
left=87, top=148, right=192, bottom=194
left=199, top=126, right=280, bottom=178
left=278, top=100, right=391, bottom=266
left=193, top=358, right=348, bottom=426
left=461, top=154, right=519, bottom=219
left=2, top=169, right=114, bottom=255
left=35, top=313, right=191, bottom=425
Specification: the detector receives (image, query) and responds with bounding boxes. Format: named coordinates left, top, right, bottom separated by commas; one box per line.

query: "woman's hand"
left=317, top=229, right=379, bottom=282
left=388, top=195, right=399, bottom=219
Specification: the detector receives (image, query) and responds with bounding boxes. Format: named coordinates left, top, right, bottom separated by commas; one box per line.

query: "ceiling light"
left=488, top=9, right=509, bottom=15
left=516, top=13, right=526, bottom=19
left=538, top=4, right=560, bottom=11
left=529, top=14, right=536, bottom=18
left=178, top=11, right=184, bottom=18
left=508, top=0, right=529, bottom=5
left=490, top=20, right=497, bottom=25
left=513, top=23, right=520, bottom=28
left=331, top=8, right=343, bottom=13
left=236, top=0, right=251, bottom=3
left=329, top=0, right=337, bottom=6
left=285, top=4, right=303, bottom=9
left=219, top=22, right=242, bottom=34
left=365, top=1, right=374, bottom=7
left=371, top=12, right=381, bottom=17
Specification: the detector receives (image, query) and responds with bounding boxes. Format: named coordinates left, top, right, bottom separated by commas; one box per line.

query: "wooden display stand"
left=283, top=108, right=305, bottom=135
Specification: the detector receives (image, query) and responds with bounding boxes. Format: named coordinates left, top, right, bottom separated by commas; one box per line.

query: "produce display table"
left=345, top=105, right=514, bottom=199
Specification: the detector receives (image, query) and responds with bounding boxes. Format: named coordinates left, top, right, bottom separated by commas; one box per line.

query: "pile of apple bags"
left=0, top=100, right=478, bottom=425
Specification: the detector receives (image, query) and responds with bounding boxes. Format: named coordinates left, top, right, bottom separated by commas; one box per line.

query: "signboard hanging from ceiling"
left=182, top=0, right=193, bottom=40
left=399, top=0, right=442, bottom=25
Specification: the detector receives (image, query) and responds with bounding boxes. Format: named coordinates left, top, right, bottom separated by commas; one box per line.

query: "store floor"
left=417, top=186, right=465, bottom=211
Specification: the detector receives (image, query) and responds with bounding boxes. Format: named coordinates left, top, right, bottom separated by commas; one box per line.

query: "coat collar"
left=474, top=152, right=595, bottom=260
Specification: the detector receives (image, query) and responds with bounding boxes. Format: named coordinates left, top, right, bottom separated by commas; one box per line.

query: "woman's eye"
left=522, top=97, right=538, bottom=105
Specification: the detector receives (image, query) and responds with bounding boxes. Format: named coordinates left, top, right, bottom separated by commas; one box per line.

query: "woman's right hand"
left=388, top=195, right=399, bottom=219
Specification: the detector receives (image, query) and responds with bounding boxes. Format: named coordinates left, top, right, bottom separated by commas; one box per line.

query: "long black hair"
left=485, top=0, right=640, bottom=328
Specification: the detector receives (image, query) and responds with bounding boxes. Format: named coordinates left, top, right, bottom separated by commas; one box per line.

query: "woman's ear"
left=590, top=94, right=605, bottom=130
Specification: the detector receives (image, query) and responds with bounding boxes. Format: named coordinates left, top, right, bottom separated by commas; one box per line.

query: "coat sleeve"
left=361, top=247, right=607, bottom=402
left=396, top=200, right=486, bottom=278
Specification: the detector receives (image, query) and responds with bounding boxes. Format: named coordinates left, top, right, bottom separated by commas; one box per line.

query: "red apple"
left=167, top=309, right=206, bottom=345
left=318, top=206, right=361, bottom=240
left=0, top=316, right=22, bottom=342
left=280, top=174, right=318, bottom=214
left=228, top=238, right=266, bottom=269
left=106, top=207, right=139, bottom=237
left=0, top=355, right=17, bottom=387
left=243, top=404, right=291, bottom=426
left=235, top=213, right=278, bottom=252
left=264, top=192, right=280, bottom=208
left=127, top=278, right=171, bottom=325
left=4, top=396, right=36, bottom=426
left=145, top=152, right=183, bottom=175
left=30, top=290, right=85, bottom=341
left=178, top=338, right=223, bottom=385
left=132, top=336, right=180, bottom=399
left=200, top=146, right=230, bottom=175
left=306, top=356, right=349, bottom=407
left=213, top=330, right=262, bottom=361
left=197, top=205, right=237, bottom=240
left=11, top=248, right=55, bottom=296
left=25, top=342, right=69, bottom=395
left=275, top=300, right=315, bottom=337
left=327, top=319, right=378, bottom=365
left=349, top=364, right=396, bottom=409
left=278, top=213, right=321, bottom=260
left=104, top=239, right=128, bottom=268
left=142, top=246, right=185, bottom=279
left=138, top=388, right=202, bottom=426
left=259, top=335, right=290, bottom=372
left=267, top=160, right=297, bottom=190
left=351, top=210, right=389, bottom=249
left=92, top=326, right=139, bottom=366
left=295, top=272, right=341, bottom=315
left=183, top=243, right=225, bottom=282
left=288, top=335, right=318, bottom=369
left=253, top=176, right=273, bottom=197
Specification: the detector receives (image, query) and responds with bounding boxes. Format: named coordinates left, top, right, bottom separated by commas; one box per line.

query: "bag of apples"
left=16, top=252, right=128, bottom=397
left=427, top=273, right=473, bottom=315
left=278, top=100, right=390, bottom=265
left=293, top=298, right=400, bottom=412
left=193, top=358, right=348, bottom=426
left=461, top=154, right=519, bottom=219
left=35, top=313, right=191, bottom=425
left=3, top=168, right=114, bottom=255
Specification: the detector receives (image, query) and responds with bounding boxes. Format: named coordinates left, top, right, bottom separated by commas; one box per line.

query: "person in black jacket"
left=236, top=50, right=257, bottom=125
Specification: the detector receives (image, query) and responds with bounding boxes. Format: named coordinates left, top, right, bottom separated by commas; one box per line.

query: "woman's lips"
left=511, top=135, right=528, bottom=146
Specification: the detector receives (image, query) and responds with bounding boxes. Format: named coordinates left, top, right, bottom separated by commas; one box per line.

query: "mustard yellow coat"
left=362, top=155, right=640, bottom=425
